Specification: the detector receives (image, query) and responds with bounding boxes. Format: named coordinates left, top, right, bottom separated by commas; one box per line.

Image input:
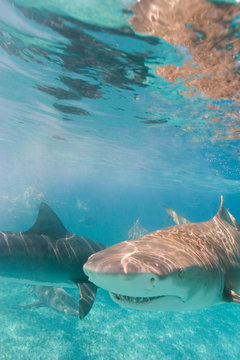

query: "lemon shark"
left=84, top=197, right=240, bottom=312
left=0, top=203, right=105, bottom=318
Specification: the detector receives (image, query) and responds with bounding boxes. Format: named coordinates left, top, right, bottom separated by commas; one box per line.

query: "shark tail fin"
left=74, top=281, right=97, bottom=319
left=215, top=196, right=240, bottom=230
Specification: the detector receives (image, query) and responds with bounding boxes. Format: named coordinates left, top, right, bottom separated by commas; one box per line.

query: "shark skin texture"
left=0, top=203, right=105, bottom=319
left=84, top=197, right=240, bottom=312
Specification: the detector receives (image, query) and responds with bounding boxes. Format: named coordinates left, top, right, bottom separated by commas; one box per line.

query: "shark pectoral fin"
left=230, top=290, right=240, bottom=304
left=13, top=300, right=45, bottom=310
left=223, top=289, right=240, bottom=304
left=74, top=281, right=97, bottom=319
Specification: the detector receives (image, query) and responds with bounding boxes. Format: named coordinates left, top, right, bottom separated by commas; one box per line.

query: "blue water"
left=0, top=0, right=240, bottom=359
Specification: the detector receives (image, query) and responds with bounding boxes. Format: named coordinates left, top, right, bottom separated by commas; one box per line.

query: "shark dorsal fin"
left=24, top=203, right=68, bottom=238
left=215, top=196, right=240, bottom=230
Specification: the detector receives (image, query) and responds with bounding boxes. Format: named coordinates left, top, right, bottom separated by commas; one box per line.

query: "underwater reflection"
left=130, top=0, right=240, bottom=100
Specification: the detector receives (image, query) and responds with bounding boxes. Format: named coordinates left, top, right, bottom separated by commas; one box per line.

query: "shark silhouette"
left=15, top=285, right=79, bottom=316
left=0, top=203, right=105, bottom=318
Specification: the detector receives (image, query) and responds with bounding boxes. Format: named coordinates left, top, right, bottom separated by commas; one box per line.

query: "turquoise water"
left=0, top=0, right=240, bottom=359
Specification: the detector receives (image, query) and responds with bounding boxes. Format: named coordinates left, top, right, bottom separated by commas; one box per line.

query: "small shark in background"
left=84, top=197, right=240, bottom=312
left=0, top=203, right=105, bottom=319
left=127, top=207, right=190, bottom=240
left=163, top=206, right=190, bottom=225
left=15, top=285, right=79, bottom=316
left=128, top=218, right=148, bottom=239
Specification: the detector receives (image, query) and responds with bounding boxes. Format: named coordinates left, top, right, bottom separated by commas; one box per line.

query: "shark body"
left=15, top=285, right=79, bottom=316
left=84, top=197, right=240, bottom=312
left=0, top=203, right=105, bottom=318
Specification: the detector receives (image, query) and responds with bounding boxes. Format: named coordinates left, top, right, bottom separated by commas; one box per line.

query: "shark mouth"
left=111, top=293, right=163, bottom=304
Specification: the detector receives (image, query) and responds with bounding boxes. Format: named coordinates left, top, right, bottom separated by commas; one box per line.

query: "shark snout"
left=83, top=244, right=180, bottom=298
left=84, top=245, right=158, bottom=297
left=84, top=241, right=179, bottom=278
left=84, top=248, right=142, bottom=275
left=84, top=263, right=163, bottom=298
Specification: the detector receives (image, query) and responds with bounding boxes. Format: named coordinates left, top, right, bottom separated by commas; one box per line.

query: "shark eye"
left=150, top=277, right=155, bottom=284
left=178, top=269, right=185, bottom=278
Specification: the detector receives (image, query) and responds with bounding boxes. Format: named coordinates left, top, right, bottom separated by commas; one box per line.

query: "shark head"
left=83, top=232, right=224, bottom=311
